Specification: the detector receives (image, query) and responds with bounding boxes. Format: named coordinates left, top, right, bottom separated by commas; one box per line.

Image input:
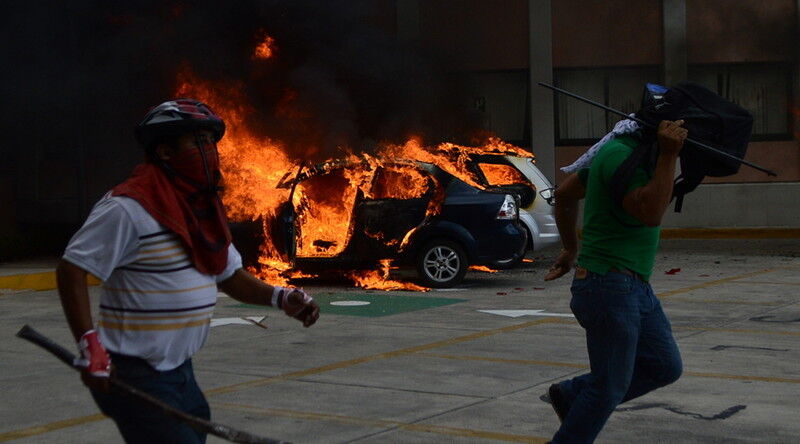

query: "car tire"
left=416, top=239, right=468, bottom=288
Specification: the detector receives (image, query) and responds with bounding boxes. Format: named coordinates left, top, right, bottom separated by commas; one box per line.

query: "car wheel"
left=416, top=240, right=468, bottom=288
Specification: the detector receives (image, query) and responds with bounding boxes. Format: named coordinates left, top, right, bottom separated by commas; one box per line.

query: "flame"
left=172, top=33, right=534, bottom=291
left=254, top=32, right=276, bottom=59
left=478, top=163, right=528, bottom=185
left=347, top=259, right=429, bottom=291
left=378, top=137, right=531, bottom=189
left=175, top=66, right=295, bottom=284
left=469, top=265, right=498, bottom=273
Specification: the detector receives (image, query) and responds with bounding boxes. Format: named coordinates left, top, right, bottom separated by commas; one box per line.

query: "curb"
left=660, top=228, right=800, bottom=239
left=0, top=272, right=101, bottom=292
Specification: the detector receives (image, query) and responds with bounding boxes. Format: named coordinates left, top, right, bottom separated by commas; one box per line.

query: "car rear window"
left=478, top=163, right=530, bottom=186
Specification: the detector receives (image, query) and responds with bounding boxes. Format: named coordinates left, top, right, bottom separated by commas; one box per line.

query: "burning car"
left=233, top=157, right=527, bottom=288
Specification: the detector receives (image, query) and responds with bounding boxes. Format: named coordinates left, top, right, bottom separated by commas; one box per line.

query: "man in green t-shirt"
left=542, top=119, right=688, bottom=443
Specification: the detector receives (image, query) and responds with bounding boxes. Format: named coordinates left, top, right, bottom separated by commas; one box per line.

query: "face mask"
left=165, top=140, right=221, bottom=191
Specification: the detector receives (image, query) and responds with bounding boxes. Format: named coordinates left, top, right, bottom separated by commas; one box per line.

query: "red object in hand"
left=665, top=268, right=681, bottom=275
left=75, top=329, right=111, bottom=377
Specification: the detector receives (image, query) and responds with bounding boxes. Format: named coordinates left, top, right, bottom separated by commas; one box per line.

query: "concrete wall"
left=661, top=182, right=800, bottom=228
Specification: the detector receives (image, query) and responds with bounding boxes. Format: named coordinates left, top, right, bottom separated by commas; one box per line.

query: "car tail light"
left=496, top=194, right=518, bottom=220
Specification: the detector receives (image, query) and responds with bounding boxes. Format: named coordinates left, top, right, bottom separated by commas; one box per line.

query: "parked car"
left=468, top=154, right=560, bottom=267
left=232, top=159, right=527, bottom=288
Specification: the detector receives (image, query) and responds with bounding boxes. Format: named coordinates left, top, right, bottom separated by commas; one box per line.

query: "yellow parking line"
left=0, top=272, right=100, bottom=292
left=206, top=318, right=560, bottom=396
left=685, top=371, right=800, bottom=384
left=417, top=352, right=587, bottom=369
left=0, top=414, right=106, bottom=443
left=728, top=280, right=800, bottom=286
left=665, top=297, right=785, bottom=306
left=673, top=326, right=800, bottom=337
left=657, top=267, right=787, bottom=299
left=541, top=319, right=800, bottom=337
left=2, top=318, right=559, bottom=441
left=660, top=228, right=800, bottom=239
left=213, top=402, right=549, bottom=443
left=414, top=353, right=800, bottom=384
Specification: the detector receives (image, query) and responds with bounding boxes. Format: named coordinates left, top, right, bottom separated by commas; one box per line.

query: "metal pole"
left=538, top=82, right=778, bottom=176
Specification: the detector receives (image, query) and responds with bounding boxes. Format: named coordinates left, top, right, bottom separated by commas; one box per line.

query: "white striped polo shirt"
left=63, top=192, right=242, bottom=371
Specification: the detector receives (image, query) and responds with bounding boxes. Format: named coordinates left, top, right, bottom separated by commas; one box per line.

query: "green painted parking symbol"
left=231, top=292, right=466, bottom=317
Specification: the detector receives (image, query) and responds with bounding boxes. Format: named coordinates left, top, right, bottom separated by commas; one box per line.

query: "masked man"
left=57, top=99, right=319, bottom=443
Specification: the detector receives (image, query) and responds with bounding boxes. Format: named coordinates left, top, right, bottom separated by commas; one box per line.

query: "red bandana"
left=112, top=163, right=232, bottom=275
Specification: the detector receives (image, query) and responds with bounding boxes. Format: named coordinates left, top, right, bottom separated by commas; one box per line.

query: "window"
left=688, top=63, right=792, bottom=139
left=476, top=163, right=529, bottom=186
left=554, top=66, right=661, bottom=145
left=464, top=70, right=530, bottom=147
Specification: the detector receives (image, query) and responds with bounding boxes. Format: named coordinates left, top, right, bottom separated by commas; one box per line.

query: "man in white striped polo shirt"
left=57, top=99, right=319, bottom=443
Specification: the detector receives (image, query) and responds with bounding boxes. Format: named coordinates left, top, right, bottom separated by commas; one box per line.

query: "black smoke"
left=1, top=0, right=484, bottom=166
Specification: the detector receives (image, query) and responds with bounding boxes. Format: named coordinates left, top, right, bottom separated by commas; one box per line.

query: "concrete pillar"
left=529, top=0, right=556, bottom=183
left=795, top=0, right=800, bottom=141
left=662, top=0, right=687, bottom=87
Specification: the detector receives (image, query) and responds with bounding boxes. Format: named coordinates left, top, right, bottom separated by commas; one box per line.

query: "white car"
left=470, top=155, right=560, bottom=267
left=504, top=156, right=560, bottom=252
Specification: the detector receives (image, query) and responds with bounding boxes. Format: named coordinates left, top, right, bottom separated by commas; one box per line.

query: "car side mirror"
left=539, top=187, right=555, bottom=206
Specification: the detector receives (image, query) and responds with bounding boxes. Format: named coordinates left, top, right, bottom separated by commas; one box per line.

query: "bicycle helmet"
left=135, top=98, right=225, bottom=149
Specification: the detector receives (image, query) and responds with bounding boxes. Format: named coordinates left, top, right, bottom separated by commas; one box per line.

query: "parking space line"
left=213, top=401, right=549, bottom=443
left=0, top=272, right=100, bottom=293
left=5, top=264, right=796, bottom=442
left=665, top=297, right=785, bottom=306
left=1, top=318, right=560, bottom=441
left=728, top=280, right=800, bottom=286
left=205, top=318, right=561, bottom=396
left=416, top=352, right=587, bottom=369
left=673, top=326, right=800, bottom=336
left=413, top=353, right=800, bottom=384
left=684, top=372, right=800, bottom=384
left=535, top=318, right=800, bottom=337
left=0, top=414, right=106, bottom=443
left=657, top=267, right=790, bottom=299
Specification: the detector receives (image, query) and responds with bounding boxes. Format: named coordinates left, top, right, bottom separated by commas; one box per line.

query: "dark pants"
left=551, top=271, right=683, bottom=444
left=91, top=353, right=210, bottom=444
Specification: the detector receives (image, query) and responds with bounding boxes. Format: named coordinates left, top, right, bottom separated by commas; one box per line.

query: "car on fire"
left=233, top=158, right=529, bottom=288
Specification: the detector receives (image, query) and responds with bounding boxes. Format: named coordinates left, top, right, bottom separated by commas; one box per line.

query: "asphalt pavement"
left=1, top=238, right=798, bottom=443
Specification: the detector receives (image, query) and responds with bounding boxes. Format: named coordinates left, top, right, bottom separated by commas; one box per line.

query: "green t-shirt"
left=577, top=135, right=660, bottom=280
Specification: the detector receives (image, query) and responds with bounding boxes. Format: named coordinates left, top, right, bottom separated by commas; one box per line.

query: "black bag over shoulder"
left=610, top=82, right=754, bottom=212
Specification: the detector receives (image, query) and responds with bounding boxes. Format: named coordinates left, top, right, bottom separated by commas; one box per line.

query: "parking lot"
left=1, top=238, right=799, bottom=443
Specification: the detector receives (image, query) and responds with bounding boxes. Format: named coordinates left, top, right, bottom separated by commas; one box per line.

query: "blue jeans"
left=551, top=270, right=683, bottom=444
left=91, top=353, right=210, bottom=444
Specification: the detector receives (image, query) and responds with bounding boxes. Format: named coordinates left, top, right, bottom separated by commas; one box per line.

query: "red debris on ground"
left=496, top=292, right=507, bottom=295
left=665, top=268, right=681, bottom=275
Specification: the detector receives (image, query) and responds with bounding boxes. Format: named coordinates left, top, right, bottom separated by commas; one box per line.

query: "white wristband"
left=271, top=286, right=285, bottom=308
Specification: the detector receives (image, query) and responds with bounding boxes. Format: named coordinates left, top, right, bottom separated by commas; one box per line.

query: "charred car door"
left=347, top=164, right=434, bottom=260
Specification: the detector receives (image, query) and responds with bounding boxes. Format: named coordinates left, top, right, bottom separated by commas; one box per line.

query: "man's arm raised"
left=622, top=120, right=687, bottom=227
